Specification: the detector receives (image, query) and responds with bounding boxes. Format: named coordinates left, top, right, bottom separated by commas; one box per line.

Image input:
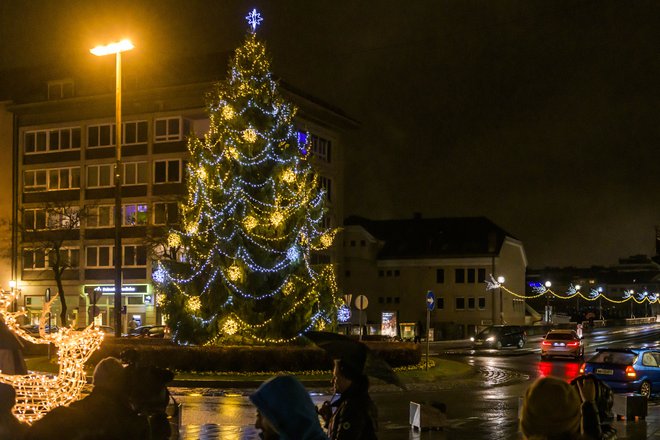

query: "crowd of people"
left=0, top=346, right=620, bottom=440
left=0, top=351, right=174, bottom=440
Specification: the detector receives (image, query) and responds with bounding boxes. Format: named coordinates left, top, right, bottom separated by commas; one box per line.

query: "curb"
left=169, top=378, right=331, bottom=389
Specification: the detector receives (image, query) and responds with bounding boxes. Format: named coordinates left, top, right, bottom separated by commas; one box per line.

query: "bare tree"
left=20, top=202, right=87, bottom=327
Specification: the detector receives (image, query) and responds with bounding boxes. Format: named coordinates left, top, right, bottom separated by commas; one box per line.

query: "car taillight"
left=542, top=340, right=552, bottom=346
left=625, top=365, right=637, bottom=378
left=567, top=341, right=580, bottom=347
left=579, top=363, right=585, bottom=374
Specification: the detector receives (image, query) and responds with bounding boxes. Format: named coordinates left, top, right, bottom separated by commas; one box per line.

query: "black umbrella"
left=305, top=331, right=407, bottom=390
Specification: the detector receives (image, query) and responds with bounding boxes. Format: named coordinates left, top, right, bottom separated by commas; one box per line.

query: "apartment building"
left=340, top=215, right=527, bottom=340
left=2, top=60, right=356, bottom=332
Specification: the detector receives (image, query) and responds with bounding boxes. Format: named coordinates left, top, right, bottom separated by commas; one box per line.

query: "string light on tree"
left=153, top=9, right=340, bottom=345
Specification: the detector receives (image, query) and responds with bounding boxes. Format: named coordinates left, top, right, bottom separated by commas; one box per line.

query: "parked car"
left=127, top=325, right=169, bottom=339
left=20, top=324, right=58, bottom=335
left=541, top=329, right=584, bottom=360
left=580, top=348, right=660, bottom=398
left=77, top=325, right=115, bottom=337
left=471, top=325, right=526, bottom=349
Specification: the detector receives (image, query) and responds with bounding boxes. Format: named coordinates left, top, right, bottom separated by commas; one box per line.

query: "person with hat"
left=318, top=358, right=378, bottom=440
left=520, top=376, right=612, bottom=440
left=249, top=375, right=328, bottom=440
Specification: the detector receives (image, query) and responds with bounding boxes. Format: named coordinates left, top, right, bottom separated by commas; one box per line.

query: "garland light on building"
left=154, top=9, right=340, bottom=344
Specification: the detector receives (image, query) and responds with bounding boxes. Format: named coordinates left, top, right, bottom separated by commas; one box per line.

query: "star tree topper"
left=246, top=8, right=263, bottom=32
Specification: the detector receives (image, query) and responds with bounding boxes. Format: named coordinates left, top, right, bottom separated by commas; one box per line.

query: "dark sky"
left=1, top=0, right=659, bottom=268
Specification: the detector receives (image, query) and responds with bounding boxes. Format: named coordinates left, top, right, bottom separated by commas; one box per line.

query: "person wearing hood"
left=318, top=358, right=378, bottom=440
left=249, top=375, right=328, bottom=440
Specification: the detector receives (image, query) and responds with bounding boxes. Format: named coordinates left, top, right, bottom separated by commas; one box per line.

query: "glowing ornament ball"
left=223, top=318, right=239, bottom=335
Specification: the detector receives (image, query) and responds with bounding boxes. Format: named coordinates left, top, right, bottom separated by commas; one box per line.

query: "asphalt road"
left=172, top=324, right=660, bottom=439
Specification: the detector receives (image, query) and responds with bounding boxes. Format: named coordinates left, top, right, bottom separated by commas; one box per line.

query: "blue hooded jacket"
left=249, top=375, right=329, bottom=440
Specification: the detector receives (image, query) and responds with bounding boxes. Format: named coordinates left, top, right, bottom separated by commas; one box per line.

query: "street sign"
left=426, top=291, right=435, bottom=311
left=355, top=295, right=368, bottom=310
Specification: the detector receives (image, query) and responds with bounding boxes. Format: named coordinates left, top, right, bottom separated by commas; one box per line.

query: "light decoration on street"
left=487, top=280, right=660, bottom=304
left=0, top=290, right=104, bottom=424
left=152, top=9, right=341, bottom=344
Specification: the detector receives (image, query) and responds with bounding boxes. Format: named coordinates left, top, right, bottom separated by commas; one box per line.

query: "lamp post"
left=544, top=281, right=552, bottom=323
left=91, top=39, right=134, bottom=338
left=497, top=276, right=505, bottom=324
left=9, top=280, right=17, bottom=312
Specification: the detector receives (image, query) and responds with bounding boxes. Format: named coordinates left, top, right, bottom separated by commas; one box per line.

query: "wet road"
left=172, top=324, right=660, bottom=439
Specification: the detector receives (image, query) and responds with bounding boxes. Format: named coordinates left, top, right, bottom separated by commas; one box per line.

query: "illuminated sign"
left=381, top=311, right=397, bottom=337
left=85, top=285, right=147, bottom=295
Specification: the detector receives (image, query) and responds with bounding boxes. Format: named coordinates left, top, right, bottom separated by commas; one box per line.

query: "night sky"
left=1, top=0, right=659, bottom=267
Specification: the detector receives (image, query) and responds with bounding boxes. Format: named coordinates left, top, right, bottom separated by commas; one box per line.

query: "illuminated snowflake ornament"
left=286, top=245, right=300, bottom=262
left=246, top=8, right=263, bottom=32
left=337, top=305, right=351, bottom=322
left=223, top=318, right=239, bottom=335
left=152, top=266, right=168, bottom=284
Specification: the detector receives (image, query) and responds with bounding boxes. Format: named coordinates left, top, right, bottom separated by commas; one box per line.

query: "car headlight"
left=486, top=336, right=495, bottom=342
left=470, top=337, right=474, bottom=342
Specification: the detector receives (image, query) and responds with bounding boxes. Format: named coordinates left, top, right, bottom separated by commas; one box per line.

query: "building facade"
left=339, top=215, right=527, bottom=340
left=2, top=60, right=356, bottom=332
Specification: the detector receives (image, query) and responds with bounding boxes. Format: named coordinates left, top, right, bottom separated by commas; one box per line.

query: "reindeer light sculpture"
left=0, top=289, right=105, bottom=424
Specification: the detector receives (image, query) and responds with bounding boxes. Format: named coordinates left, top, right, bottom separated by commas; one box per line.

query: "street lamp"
left=544, top=281, right=552, bottom=323
left=497, top=276, right=505, bottom=324
left=91, top=39, right=134, bottom=338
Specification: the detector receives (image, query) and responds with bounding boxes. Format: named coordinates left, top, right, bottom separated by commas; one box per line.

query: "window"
left=46, top=207, right=80, bottom=229
left=467, top=268, right=475, bottom=283
left=318, top=176, right=332, bottom=201
left=24, top=170, right=47, bottom=191
left=468, top=298, right=476, bottom=309
left=24, top=167, right=80, bottom=191
left=478, top=268, right=486, bottom=283
left=386, top=297, right=392, bottom=304
left=394, top=297, right=400, bottom=304
left=455, top=268, right=465, bottom=283
left=394, top=270, right=400, bottom=277
left=86, top=246, right=113, bottom=268
left=123, top=204, right=148, bottom=226
left=154, top=159, right=181, bottom=183
left=360, top=240, right=366, bottom=247
left=378, top=270, right=384, bottom=277
left=87, top=164, right=113, bottom=188
left=154, top=117, right=189, bottom=142
left=123, top=245, right=147, bottom=267
left=310, top=134, right=332, bottom=162
left=437, top=297, right=444, bottom=309
left=386, top=270, right=392, bottom=277
left=350, top=240, right=356, bottom=247
left=478, top=297, right=486, bottom=309
left=124, top=121, right=148, bottom=145
left=24, top=208, right=47, bottom=230
left=378, top=297, right=384, bottom=304
left=48, top=167, right=80, bottom=190
left=436, top=268, right=444, bottom=283
left=87, top=124, right=114, bottom=148
left=25, top=127, right=80, bottom=153
left=153, top=202, right=179, bottom=225
left=47, top=80, right=74, bottom=100
left=22, top=249, right=46, bottom=270
left=455, top=297, right=465, bottom=310
left=47, top=248, right=80, bottom=268
left=87, top=205, right=114, bottom=228
left=123, top=162, right=148, bottom=185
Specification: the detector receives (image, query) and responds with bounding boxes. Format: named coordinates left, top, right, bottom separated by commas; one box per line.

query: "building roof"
left=344, top=214, right=517, bottom=260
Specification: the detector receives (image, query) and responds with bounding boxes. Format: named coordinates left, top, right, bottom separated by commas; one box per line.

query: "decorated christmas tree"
left=154, top=10, right=340, bottom=345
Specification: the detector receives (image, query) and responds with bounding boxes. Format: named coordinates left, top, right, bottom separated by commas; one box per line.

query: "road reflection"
left=537, top=359, right=581, bottom=381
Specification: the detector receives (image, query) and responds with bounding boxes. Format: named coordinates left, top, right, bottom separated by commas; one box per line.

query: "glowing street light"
left=496, top=276, right=505, bottom=324
left=90, top=39, right=134, bottom=338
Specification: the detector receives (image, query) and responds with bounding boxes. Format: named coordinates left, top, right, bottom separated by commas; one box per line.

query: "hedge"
left=89, top=339, right=421, bottom=372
